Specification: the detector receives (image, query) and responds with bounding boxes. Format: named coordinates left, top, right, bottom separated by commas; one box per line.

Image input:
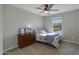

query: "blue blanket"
left=45, top=34, right=58, bottom=43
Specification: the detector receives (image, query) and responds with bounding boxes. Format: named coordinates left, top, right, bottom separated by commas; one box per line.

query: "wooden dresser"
left=18, top=32, right=36, bottom=48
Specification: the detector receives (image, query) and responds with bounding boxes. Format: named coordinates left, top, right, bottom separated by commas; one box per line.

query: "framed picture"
left=19, top=28, right=25, bottom=35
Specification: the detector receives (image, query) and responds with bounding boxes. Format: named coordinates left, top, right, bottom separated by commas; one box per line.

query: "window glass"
left=51, top=17, right=62, bottom=32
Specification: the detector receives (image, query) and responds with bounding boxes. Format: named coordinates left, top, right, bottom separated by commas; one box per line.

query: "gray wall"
left=44, top=10, right=79, bottom=43
left=3, top=4, right=79, bottom=50
left=0, top=5, right=3, bottom=54
left=76, top=10, right=79, bottom=40
left=3, top=5, right=44, bottom=50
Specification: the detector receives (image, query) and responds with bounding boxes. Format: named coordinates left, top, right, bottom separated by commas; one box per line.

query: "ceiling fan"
left=36, top=4, right=59, bottom=14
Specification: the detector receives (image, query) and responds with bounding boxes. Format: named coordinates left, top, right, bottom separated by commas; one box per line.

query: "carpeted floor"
left=4, top=41, right=79, bottom=55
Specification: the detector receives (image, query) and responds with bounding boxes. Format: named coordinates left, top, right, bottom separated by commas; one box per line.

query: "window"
left=51, top=17, right=62, bottom=32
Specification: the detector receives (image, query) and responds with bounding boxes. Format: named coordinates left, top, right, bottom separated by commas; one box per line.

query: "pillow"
left=35, top=28, right=46, bottom=34
left=40, top=30, right=46, bottom=34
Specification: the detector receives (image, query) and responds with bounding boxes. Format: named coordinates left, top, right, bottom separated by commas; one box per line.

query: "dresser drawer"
left=18, top=33, right=36, bottom=48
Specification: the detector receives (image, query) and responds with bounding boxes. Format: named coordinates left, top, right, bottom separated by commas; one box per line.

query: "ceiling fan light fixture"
left=44, top=11, right=49, bottom=14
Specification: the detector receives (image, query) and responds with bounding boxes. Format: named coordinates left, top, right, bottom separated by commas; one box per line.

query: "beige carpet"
left=4, top=41, right=79, bottom=55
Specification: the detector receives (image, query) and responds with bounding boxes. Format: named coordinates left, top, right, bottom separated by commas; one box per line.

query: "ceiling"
left=12, top=4, right=79, bottom=16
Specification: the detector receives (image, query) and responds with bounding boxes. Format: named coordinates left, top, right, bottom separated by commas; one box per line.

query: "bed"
left=35, top=29, right=62, bottom=48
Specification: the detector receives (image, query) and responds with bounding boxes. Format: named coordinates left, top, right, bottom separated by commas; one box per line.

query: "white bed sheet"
left=39, top=32, right=58, bottom=36
left=36, top=32, right=62, bottom=48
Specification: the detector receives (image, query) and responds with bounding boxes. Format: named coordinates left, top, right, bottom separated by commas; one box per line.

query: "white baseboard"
left=3, top=45, right=18, bottom=52
left=63, top=40, right=79, bottom=45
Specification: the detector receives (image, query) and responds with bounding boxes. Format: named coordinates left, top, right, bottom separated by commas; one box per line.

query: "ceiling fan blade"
left=48, top=4, right=53, bottom=9
left=39, top=11, right=44, bottom=13
left=49, top=9, right=59, bottom=11
left=36, top=7, right=44, bottom=10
